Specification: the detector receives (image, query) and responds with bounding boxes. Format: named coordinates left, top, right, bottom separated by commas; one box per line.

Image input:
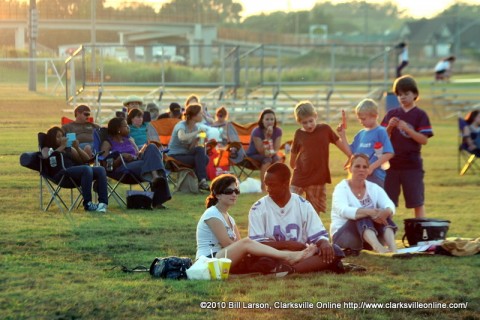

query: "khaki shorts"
left=290, top=184, right=327, bottom=214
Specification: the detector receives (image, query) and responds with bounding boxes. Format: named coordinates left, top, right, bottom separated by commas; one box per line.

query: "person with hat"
left=123, top=96, right=144, bottom=112
left=62, top=104, right=100, bottom=158
left=158, top=102, right=183, bottom=120
left=146, top=102, right=160, bottom=121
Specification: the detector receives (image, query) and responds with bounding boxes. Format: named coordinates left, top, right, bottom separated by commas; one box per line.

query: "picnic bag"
left=149, top=256, right=193, bottom=279
left=403, top=218, right=451, bottom=247
left=126, top=190, right=154, bottom=210
left=174, top=169, right=199, bottom=194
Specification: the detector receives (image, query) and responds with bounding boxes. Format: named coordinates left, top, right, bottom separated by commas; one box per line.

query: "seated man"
left=158, top=102, right=182, bottom=120
left=62, top=104, right=99, bottom=157
left=248, top=163, right=345, bottom=274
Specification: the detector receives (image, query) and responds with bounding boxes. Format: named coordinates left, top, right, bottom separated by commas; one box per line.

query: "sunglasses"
left=83, top=113, right=90, bottom=117
left=221, top=188, right=240, bottom=195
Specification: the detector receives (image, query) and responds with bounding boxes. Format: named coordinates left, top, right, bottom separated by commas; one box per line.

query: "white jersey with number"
left=248, top=194, right=329, bottom=244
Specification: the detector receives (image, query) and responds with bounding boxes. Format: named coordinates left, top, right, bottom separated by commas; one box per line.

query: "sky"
left=238, top=0, right=475, bottom=18
left=114, top=0, right=478, bottom=19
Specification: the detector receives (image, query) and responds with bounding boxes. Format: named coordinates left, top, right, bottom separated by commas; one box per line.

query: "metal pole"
left=91, top=0, right=97, bottom=81
left=28, top=0, right=37, bottom=92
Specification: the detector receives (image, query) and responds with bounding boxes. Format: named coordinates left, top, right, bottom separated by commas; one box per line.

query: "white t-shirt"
left=196, top=206, right=237, bottom=259
left=435, top=60, right=450, bottom=72
left=399, top=48, right=408, bottom=63
left=248, top=194, right=329, bottom=244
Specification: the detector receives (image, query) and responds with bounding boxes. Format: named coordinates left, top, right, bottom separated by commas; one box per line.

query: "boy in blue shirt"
left=381, top=75, right=433, bottom=218
left=337, top=98, right=394, bottom=188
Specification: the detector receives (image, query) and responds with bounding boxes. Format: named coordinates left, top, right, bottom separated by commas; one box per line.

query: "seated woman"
left=463, top=110, right=480, bottom=157
left=210, top=106, right=229, bottom=146
left=168, top=103, right=210, bottom=191
left=196, top=174, right=316, bottom=272
left=246, top=109, right=283, bottom=192
left=42, top=126, right=108, bottom=213
left=331, top=154, right=397, bottom=254
left=127, top=108, right=150, bottom=149
left=100, top=117, right=171, bottom=209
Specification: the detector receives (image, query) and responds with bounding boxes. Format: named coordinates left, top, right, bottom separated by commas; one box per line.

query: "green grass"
left=0, top=85, right=479, bottom=320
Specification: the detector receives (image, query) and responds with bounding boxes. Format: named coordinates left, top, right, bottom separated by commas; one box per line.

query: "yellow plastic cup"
left=218, top=258, right=232, bottom=280
left=207, top=259, right=220, bottom=280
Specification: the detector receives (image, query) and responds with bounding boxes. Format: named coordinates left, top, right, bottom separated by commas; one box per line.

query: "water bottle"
left=197, top=131, right=207, bottom=147
left=284, top=143, right=291, bottom=155
left=106, top=158, right=114, bottom=172
left=48, top=149, right=57, bottom=168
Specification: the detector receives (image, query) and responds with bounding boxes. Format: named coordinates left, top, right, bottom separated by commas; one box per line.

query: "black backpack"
left=149, top=256, right=192, bottom=280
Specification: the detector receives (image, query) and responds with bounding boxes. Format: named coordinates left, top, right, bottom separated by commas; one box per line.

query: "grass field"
left=0, top=84, right=479, bottom=320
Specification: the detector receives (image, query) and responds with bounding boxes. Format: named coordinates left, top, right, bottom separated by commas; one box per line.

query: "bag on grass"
left=126, top=190, right=154, bottom=210
left=174, top=169, right=199, bottom=194
left=403, top=218, right=450, bottom=247
left=149, top=256, right=193, bottom=280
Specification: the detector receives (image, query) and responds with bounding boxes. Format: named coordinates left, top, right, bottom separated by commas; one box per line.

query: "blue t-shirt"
left=350, top=126, right=394, bottom=182
left=381, top=106, right=433, bottom=170
left=129, top=123, right=149, bottom=148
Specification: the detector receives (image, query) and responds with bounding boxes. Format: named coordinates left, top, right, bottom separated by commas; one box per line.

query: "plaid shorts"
left=290, top=184, right=327, bottom=214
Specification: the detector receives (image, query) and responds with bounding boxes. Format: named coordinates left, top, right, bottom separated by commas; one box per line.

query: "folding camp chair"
left=61, top=116, right=94, bottom=125
left=93, top=128, right=150, bottom=207
left=19, top=133, right=83, bottom=212
left=223, top=122, right=262, bottom=181
left=458, top=117, right=479, bottom=175
left=148, top=117, right=193, bottom=187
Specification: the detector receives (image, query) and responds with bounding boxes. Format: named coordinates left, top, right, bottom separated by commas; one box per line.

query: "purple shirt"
left=381, top=106, right=433, bottom=170
left=246, top=127, right=282, bottom=156
left=108, top=137, right=137, bottom=156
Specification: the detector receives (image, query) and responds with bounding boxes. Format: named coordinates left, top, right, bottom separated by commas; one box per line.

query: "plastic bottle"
left=106, top=158, right=114, bottom=172
left=197, top=131, right=207, bottom=147
left=263, top=139, right=271, bottom=156
left=49, top=149, right=57, bottom=168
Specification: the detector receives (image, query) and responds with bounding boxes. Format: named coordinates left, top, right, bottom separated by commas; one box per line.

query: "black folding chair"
left=20, top=133, right=83, bottom=213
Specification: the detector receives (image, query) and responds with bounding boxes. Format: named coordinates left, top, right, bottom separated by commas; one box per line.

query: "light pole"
left=28, top=0, right=37, bottom=92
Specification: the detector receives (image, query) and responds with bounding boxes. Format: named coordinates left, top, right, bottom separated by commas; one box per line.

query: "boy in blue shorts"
left=381, top=75, right=433, bottom=218
left=337, top=98, right=394, bottom=188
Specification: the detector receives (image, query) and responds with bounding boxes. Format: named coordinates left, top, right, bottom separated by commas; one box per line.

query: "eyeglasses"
left=83, top=113, right=90, bottom=117
left=221, top=188, right=240, bottom=195
left=216, top=114, right=224, bottom=118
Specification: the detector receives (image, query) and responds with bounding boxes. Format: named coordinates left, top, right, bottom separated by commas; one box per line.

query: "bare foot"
left=373, top=245, right=389, bottom=254
left=284, top=244, right=317, bottom=265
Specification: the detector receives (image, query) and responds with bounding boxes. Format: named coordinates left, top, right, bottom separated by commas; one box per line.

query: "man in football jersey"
left=248, top=163, right=345, bottom=273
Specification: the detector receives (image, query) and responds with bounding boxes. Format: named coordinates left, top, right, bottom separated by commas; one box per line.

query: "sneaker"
left=198, top=179, right=210, bottom=191
left=96, top=203, right=108, bottom=213
left=85, top=201, right=98, bottom=212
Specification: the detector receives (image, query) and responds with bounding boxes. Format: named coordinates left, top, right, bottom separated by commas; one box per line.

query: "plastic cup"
left=207, top=259, right=221, bottom=280
left=218, top=258, right=232, bottom=280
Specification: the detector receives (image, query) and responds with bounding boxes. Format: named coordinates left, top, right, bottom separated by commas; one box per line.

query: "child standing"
left=381, top=75, right=433, bottom=218
left=337, top=99, right=394, bottom=188
left=290, top=101, right=351, bottom=214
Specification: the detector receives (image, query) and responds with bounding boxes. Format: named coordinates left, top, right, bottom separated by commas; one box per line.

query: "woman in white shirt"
left=331, top=154, right=397, bottom=254
left=196, top=174, right=316, bottom=271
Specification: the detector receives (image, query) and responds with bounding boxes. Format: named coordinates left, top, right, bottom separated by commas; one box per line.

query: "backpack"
left=149, top=256, right=193, bottom=279
left=174, top=169, right=199, bottom=194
